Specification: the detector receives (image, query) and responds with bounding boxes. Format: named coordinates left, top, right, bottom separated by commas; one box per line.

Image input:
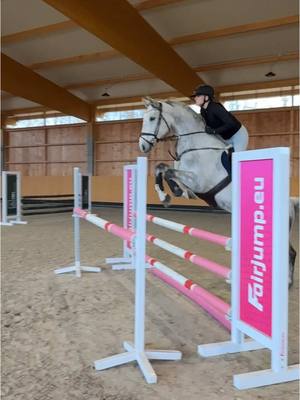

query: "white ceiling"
left=1, top=0, right=299, bottom=112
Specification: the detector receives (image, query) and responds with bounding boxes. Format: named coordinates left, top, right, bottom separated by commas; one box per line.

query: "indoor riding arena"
left=1, top=1, right=299, bottom=400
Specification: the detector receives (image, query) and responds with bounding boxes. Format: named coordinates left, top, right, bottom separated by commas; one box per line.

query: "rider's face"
left=194, top=95, right=205, bottom=106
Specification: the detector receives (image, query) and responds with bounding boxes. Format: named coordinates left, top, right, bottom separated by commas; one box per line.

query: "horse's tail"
left=289, top=197, right=299, bottom=231
left=290, top=197, right=299, bottom=210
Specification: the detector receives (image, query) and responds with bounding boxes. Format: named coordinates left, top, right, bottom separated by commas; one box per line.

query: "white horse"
left=139, top=97, right=297, bottom=286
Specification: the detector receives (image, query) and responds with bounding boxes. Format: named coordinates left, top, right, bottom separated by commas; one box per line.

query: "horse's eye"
left=150, top=116, right=156, bottom=121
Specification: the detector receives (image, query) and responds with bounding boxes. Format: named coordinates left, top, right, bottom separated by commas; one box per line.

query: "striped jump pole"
left=146, top=213, right=231, bottom=250
left=107, top=163, right=232, bottom=330
left=146, top=233, right=230, bottom=279
left=63, top=158, right=181, bottom=384
left=146, top=256, right=231, bottom=330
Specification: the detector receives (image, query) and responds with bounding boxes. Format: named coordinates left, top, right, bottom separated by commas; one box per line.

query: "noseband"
left=140, top=103, right=171, bottom=148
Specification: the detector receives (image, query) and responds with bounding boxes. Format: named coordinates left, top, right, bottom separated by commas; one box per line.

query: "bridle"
left=139, top=102, right=171, bottom=149
left=140, top=102, right=231, bottom=160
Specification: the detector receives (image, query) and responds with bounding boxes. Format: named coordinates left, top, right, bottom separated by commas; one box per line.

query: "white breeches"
left=225, top=125, right=249, bottom=152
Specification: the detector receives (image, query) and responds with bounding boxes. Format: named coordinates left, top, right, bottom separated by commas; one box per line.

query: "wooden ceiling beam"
left=136, top=0, right=185, bottom=11
left=3, top=78, right=298, bottom=117
left=169, top=15, right=299, bottom=45
left=64, top=52, right=298, bottom=90
left=3, top=52, right=297, bottom=95
left=42, top=0, right=202, bottom=96
left=30, top=50, right=120, bottom=70
left=215, top=78, right=299, bottom=94
left=23, top=15, right=299, bottom=71
left=2, top=0, right=186, bottom=45
left=66, top=73, right=154, bottom=90
left=94, top=78, right=299, bottom=106
left=2, top=20, right=77, bottom=45
left=1, top=53, right=92, bottom=121
left=194, top=52, right=299, bottom=72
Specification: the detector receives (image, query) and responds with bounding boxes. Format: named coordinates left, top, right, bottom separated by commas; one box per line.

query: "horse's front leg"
left=164, top=168, right=199, bottom=200
left=154, top=163, right=171, bottom=206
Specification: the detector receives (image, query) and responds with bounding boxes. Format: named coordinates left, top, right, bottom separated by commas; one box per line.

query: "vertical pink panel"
left=126, top=168, right=133, bottom=249
left=239, top=159, right=273, bottom=337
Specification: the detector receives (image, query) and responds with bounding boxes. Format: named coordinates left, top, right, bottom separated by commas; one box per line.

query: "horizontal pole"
left=148, top=260, right=231, bottom=331
left=147, top=256, right=230, bottom=316
left=147, top=233, right=230, bottom=279
left=74, top=207, right=134, bottom=242
left=74, top=208, right=230, bottom=327
left=147, top=213, right=231, bottom=248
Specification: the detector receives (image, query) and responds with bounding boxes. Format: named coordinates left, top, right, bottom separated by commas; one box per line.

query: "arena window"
left=221, top=86, right=299, bottom=111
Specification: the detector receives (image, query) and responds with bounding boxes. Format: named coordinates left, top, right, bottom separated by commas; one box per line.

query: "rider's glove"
left=205, top=126, right=215, bottom=135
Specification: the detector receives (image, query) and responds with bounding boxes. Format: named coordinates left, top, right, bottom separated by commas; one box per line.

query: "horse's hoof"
left=162, top=194, right=171, bottom=207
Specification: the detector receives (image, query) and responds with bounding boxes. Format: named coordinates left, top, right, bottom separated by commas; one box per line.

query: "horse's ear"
left=142, top=96, right=160, bottom=108
left=142, top=96, right=152, bottom=108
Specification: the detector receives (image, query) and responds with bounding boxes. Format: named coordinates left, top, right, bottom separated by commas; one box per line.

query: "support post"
left=198, top=148, right=300, bottom=389
left=54, top=167, right=100, bottom=276
left=94, top=157, right=182, bottom=383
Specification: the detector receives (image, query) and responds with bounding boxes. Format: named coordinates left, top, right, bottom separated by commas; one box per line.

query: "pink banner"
left=239, top=159, right=273, bottom=337
left=126, top=168, right=134, bottom=249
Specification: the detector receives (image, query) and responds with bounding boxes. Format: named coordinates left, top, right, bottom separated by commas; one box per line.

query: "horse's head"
left=139, top=97, right=174, bottom=153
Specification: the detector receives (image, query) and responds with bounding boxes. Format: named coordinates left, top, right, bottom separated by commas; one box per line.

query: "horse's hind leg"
left=289, top=243, right=297, bottom=288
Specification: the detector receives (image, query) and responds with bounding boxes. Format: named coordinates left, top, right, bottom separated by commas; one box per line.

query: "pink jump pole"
left=74, top=207, right=134, bottom=242
left=147, top=213, right=231, bottom=250
left=146, top=234, right=230, bottom=280
left=150, top=268, right=231, bottom=330
left=146, top=256, right=230, bottom=327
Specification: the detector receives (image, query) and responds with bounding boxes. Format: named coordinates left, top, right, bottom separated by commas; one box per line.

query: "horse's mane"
left=163, top=99, right=205, bottom=123
left=162, top=99, right=228, bottom=147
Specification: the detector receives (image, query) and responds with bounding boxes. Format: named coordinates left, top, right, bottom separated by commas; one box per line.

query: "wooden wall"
left=94, top=119, right=172, bottom=176
left=4, top=124, right=88, bottom=176
left=3, top=107, right=299, bottom=198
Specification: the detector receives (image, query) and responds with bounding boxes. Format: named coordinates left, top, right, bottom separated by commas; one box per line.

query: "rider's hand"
left=205, top=126, right=215, bottom=135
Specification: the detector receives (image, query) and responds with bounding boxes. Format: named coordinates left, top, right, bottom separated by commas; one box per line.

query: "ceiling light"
left=265, top=71, right=276, bottom=78
left=101, top=91, right=110, bottom=97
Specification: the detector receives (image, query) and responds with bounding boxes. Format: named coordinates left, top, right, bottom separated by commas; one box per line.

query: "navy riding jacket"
left=201, top=101, right=241, bottom=139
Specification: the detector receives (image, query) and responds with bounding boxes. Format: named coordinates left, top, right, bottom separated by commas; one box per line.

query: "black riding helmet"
left=190, top=84, right=214, bottom=99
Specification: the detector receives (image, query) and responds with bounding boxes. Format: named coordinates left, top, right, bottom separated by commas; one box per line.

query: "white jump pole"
left=1, top=171, right=27, bottom=226
left=198, top=147, right=300, bottom=389
left=54, top=167, right=101, bottom=277
left=93, top=157, right=182, bottom=383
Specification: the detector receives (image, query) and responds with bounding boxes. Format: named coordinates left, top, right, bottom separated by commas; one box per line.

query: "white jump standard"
left=198, top=148, right=299, bottom=389
left=54, top=167, right=101, bottom=277
left=1, top=171, right=27, bottom=226
left=63, top=159, right=181, bottom=383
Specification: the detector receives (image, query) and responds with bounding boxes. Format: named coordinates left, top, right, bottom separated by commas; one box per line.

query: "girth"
left=195, top=175, right=231, bottom=208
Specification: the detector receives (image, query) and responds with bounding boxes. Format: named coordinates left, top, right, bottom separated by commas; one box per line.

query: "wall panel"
left=3, top=107, right=299, bottom=198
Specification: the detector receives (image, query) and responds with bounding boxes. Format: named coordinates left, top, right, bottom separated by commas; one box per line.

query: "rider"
left=190, top=84, right=248, bottom=151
